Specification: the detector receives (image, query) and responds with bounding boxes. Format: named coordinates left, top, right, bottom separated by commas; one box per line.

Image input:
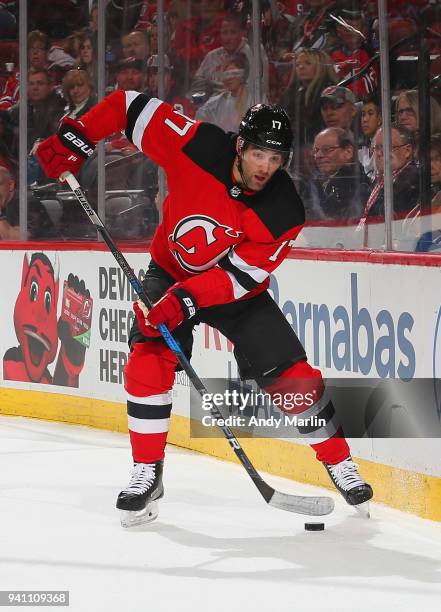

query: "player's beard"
left=236, top=159, right=269, bottom=192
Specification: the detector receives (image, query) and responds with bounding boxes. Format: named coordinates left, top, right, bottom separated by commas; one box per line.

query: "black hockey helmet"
left=238, top=103, right=293, bottom=158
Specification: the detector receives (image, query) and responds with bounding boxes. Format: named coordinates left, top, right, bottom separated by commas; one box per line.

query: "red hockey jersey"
left=79, top=90, right=305, bottom=308
left=331, top=48, right=378, bottom=98
left=0, top=71, right=19, bottom=111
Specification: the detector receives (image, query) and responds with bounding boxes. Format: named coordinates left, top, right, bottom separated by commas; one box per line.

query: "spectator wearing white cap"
left=190, top=13, right=269, bottom=101
left=195, top=52, right=252, bottom=133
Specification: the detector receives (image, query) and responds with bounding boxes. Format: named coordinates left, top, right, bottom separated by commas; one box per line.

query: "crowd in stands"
left=0, top=0, right=441, bottom=250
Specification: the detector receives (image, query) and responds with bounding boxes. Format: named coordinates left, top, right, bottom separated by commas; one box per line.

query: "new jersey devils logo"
left=169, top=215, right=242, bottom=273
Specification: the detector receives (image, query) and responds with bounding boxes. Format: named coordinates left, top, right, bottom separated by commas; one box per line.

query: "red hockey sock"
left=264, top=359, right=350, bottom=465
left=124, top=341, right=177, bottom=463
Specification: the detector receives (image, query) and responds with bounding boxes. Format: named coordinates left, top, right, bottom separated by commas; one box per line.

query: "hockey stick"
left=62, top=171, right=334, bottom=517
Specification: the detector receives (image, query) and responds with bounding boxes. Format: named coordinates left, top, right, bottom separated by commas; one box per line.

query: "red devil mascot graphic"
left=3, top=252, right=92, bottom=387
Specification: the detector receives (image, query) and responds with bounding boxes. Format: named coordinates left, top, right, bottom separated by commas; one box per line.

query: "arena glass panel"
left=0, top=0, right=19, bottom=242
left=4, top=1, right=441, bottom=254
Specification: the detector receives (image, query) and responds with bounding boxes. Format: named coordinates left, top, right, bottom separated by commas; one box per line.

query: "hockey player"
left=36, top=90, right=373, bottom=526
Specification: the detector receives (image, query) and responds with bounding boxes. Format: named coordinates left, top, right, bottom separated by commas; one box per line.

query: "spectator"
left=121, top=30, right=151, bottom=61
left=358, top=92, right=382, bottom=181
left=0, top=110, right=14, bottom=171
left=195, top=52, right=251, bottom=132
left=395, top=90, right=441, bottom=139
left=0, top=164, right=56, bottom=239
left=283, top=48, right=338, bottom=146
left=0, top=66, right=19, bottom=112
left=191, top=13, right=269, bottom=102
left=47, top=31, right=82, bottom=82
left=0, top=166, right=18, bottom=240
left=61, top=69, right=97, bottom=120
left=173, top=0, right=226, bottom=80
left=330, top=6, right=378, bottom=99
left=145, top=54, right=195, bottom=117
left=115, top=57, right=147, bottom=92
left=64, top=31, right=82, bottom=63
left=166, top=0, right=186, bottom=50
left=28, top=30, right=50, bottom=72
left=0, top=30, right=49, bottom=111
left=358, top=123, right=419, bottom=223
left=261, top=0, right=296, bottom=63
left=135, top=0, right=157, bottom=30
left=430, top=133, right=441, bottom=203
left=9, top=70, right=64, bottom=184
left=77, top=31, right=97, bottom=88
left=415, top=133, right=441, bottom=252
left=301, top=127, right=370, bottom=220
left=10, top=70, right=64, bottom=153
left=320, top=85, right=359, bottom=136
left=89, top=0, right=98, bottom=34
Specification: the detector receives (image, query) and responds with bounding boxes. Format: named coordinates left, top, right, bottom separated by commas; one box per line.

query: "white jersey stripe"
left=294, top=414, right=339, bottom=442
left=124, top=90, right=141, bottom=111
left=127, top=391, right=172, bottom=406
left=226, top=271, right=248, bottom=299
left=229, top=250, right=269, bottom=284
left=130, top=96, right=163, bottom=150
left=128, top=415, right=170, bottom=434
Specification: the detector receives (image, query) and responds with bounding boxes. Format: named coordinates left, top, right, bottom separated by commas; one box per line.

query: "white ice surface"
left=1, top=415, right=441, bottom=612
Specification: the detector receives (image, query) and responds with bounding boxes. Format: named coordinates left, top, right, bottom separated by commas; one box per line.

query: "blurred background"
left=1, top=0, right=440, bottom=252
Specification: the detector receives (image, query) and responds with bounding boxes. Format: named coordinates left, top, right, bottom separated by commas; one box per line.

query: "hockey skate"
left=323, top=456, right=373, bottom=518
left=116, top=460, right=164, bottom=528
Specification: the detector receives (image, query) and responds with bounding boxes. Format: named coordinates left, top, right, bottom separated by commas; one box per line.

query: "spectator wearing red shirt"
left=0, top=30, right=48, bottom=111
left=0, top=30, right=49, bottom=110
left=330, top=6, right=378, bottom=99
left=173, top=0, right=226, bottom=79
left=191, top=13, right=269, bottom=101
left=135, top=0, right=171, bottom=30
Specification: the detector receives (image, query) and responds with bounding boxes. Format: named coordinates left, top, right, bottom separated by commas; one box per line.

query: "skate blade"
left=119, top=501, right=159, bottom=528
left=354, top=501, right=370, bottom=518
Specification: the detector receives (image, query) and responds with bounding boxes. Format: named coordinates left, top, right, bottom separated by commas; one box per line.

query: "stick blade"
left=269, top=490, right=335, bottom=516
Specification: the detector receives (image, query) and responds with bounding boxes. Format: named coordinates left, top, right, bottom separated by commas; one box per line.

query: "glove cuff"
left=58, top=120, right=95, bottom=160
left=171, top=287, right=198, bottom=320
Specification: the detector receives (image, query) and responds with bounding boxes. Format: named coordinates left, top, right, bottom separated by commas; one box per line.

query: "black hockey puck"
left=304, top=522, right=325, bottom=531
